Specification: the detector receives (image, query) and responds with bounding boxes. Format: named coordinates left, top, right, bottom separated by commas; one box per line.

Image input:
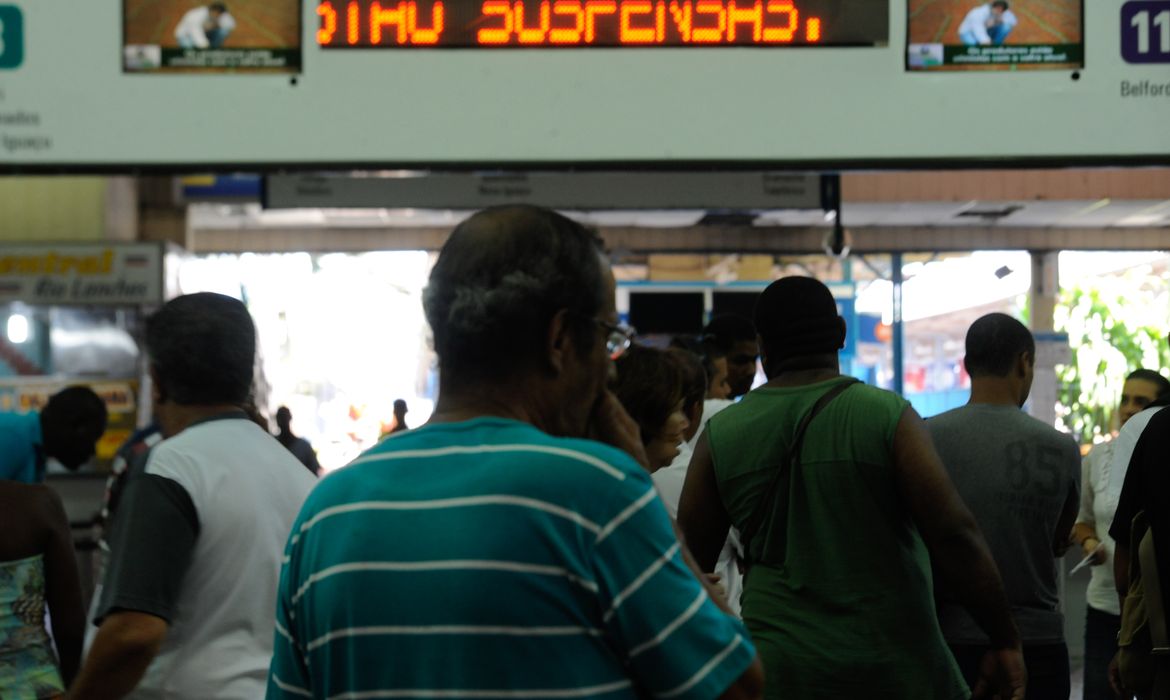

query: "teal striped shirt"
left=267, top=417, right=754, bottom=699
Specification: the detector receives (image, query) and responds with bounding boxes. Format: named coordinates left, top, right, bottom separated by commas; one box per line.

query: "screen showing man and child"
left=123, top=1, right=301, bottom=73
left=907, top=0, right=1083, bottom=71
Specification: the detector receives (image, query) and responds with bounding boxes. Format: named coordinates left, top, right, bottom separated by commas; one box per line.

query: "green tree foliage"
left=1056, top=266, right=1170, bottom=446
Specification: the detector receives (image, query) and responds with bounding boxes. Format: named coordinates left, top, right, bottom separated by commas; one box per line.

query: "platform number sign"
left=1122, top=1, right=1170, bottom=63
left=0, top=5, right=22, bottom=69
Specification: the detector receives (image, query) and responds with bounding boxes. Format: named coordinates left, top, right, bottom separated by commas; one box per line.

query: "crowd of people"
left=0, top=204, right=1168, bottom=699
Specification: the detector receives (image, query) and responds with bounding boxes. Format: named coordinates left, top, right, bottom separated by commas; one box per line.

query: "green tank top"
left=708, top=377, right=967, bottom=700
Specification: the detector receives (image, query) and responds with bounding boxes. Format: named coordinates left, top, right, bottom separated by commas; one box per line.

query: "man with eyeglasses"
left=267, top=205, right=764, bottom=700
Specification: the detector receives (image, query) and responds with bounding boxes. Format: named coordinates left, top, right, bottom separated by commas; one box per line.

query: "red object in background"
left=905, top=366, right=927, bottom=393
left=874, top=322, right=893, bottom=344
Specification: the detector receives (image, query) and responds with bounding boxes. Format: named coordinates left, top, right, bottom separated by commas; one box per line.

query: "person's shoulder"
left=1015, top=411, right=1076, bottom=444
left=847, top=380, right=906, bottom=405
left=6, top=480, right=61, bottom=505
left=546, top=435, right=650, bottom=483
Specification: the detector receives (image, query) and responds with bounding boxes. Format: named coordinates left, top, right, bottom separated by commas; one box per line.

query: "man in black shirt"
left=1108, top=393, right=1170, bottom=699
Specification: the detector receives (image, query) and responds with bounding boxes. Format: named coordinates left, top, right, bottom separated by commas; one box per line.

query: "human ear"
left=546, top=309, right=573, bottom=375
left=149, top=365, right=167, bottom=404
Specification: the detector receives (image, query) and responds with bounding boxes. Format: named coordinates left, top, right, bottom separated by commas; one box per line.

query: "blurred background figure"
left=389, top=399, right=409, bottom=434
left=275, top=406, right=321, bottom=476
left=704, top=340, right=732, bottom=401
left=0, top=386, right=108, bottom=484
left=1073, top=368, right=1170, bottom=700
left=612, top=345, right=689, bottom=472
left=702, top=315, right=759, bottom=400
left=0, top=480, right=86, bottom=700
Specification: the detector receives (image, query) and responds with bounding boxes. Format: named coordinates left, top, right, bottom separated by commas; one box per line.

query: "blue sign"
left=1122, top=1, right=1170, bottom=64
left=0, top=5, right=21, bottom=70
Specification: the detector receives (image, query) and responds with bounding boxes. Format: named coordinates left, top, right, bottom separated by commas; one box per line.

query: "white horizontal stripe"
left=275, top=619, right=295, bottom=643
left=658, top=634, right=745, bottom=699
left=349, top=443, right=626, bottom=480
left=603, top=543, right=681, bottom=623
left=272, top=674, right=313, bottom=698
left=628, top=589, right=708, bottom=659
left=307, top=624, right=603, bottom=652
left=326, top=679, right=632, bottom=699
left=291, top=496, right=600, bottom=547
left=292, top=560, right=599, bottom=605
left=596, top=487, right=657, bottom=544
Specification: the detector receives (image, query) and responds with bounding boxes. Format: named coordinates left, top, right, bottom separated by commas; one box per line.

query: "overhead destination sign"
left=264, top=171, right=825, bottom=209
left=1, top=2, right=1167, bottom=167
left=315, top=0, right=887, bottom=47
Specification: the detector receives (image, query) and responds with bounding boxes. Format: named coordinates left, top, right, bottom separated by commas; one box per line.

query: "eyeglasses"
left=597, top=319, right=636, bottom=360
left=569, top=312, right=635, bottom=359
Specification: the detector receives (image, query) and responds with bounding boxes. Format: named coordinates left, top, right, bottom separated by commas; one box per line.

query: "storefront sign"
left=0, top=243, right=164, bottom=306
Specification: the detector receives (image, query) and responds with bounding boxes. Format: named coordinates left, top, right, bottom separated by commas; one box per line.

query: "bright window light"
left=6, top=314, right=30, bottom=344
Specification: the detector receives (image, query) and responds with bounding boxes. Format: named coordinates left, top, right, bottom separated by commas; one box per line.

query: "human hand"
left=1083, top=538, right=1107, bottom=566
left=1108, top=651, right=1124, bottom=698
left=704, top=573, right=727, bottom=602
left=587, top=391, right=650, bottom=470
left=970, top=647, right=1026, bottom=700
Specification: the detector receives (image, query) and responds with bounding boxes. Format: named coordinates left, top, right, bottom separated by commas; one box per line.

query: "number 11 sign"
left=1122, top=0, right=1170, bottom=63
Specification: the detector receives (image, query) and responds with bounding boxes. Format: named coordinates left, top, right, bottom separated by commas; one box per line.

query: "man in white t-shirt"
left=174, top=3, right=236, bottom=49
left=959, top=1, right=1019, bottom=45
left=68, top=293, right=316, bottom=700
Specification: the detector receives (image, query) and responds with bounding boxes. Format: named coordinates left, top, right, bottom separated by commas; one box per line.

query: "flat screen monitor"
left=711, top=291, right=760, bottom=323
left=124, top=0, right=303, bottom=73
left=628, top=292, right=705, bottom=336
left=907, top=0, right=1083, bottom=71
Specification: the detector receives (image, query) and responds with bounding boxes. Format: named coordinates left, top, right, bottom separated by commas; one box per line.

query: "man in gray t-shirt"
left=928, top=313, right=1080, bottom=700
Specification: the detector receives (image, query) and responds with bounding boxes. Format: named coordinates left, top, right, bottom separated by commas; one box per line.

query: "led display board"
left=0, top=2, right=1166, bottom=167
left=315, top=0, right=887, bottom=48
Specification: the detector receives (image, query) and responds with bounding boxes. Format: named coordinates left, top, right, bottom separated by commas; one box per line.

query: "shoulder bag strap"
left=740, top=378, right=860, bottom=566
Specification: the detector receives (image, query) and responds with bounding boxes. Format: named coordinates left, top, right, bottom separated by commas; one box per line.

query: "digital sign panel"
left=316, top=0, right=888, bottom=47
left=907, top=0, right=1083, bottom=71
left=124, top=0, right=302, bottom=73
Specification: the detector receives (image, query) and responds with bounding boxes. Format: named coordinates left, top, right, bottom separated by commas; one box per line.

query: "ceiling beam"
left=193, top=225, right=1170, bottom=255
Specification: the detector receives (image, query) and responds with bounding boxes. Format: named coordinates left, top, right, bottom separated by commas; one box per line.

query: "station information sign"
left=315, top=0, right=887, bottom=47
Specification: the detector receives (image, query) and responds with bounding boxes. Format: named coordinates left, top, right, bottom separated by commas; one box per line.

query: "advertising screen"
left=123, top=0, right=302, bottom=73
left=907, top=0, right=1083, bottom=71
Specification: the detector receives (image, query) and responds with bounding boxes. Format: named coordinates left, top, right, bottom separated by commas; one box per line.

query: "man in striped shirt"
left=268, top=206, right=763, bottom=700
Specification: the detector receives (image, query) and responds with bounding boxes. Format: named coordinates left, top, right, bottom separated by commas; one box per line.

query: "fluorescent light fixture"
left=6, top=314, right=30, bottom=344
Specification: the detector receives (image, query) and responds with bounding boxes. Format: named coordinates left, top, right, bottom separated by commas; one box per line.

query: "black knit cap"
left=754, top=277, right=845, bottom=364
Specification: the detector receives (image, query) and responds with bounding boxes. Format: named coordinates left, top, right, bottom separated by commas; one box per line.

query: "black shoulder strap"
left=740, top=378, right=861, bottom=566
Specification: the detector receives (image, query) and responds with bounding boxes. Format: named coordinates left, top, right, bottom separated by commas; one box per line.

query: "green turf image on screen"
left=0, top=5, right=23, bottom=70
left=123, top=0, right=302, bottom=73
left=907, top=0, right=1083, bottom=71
